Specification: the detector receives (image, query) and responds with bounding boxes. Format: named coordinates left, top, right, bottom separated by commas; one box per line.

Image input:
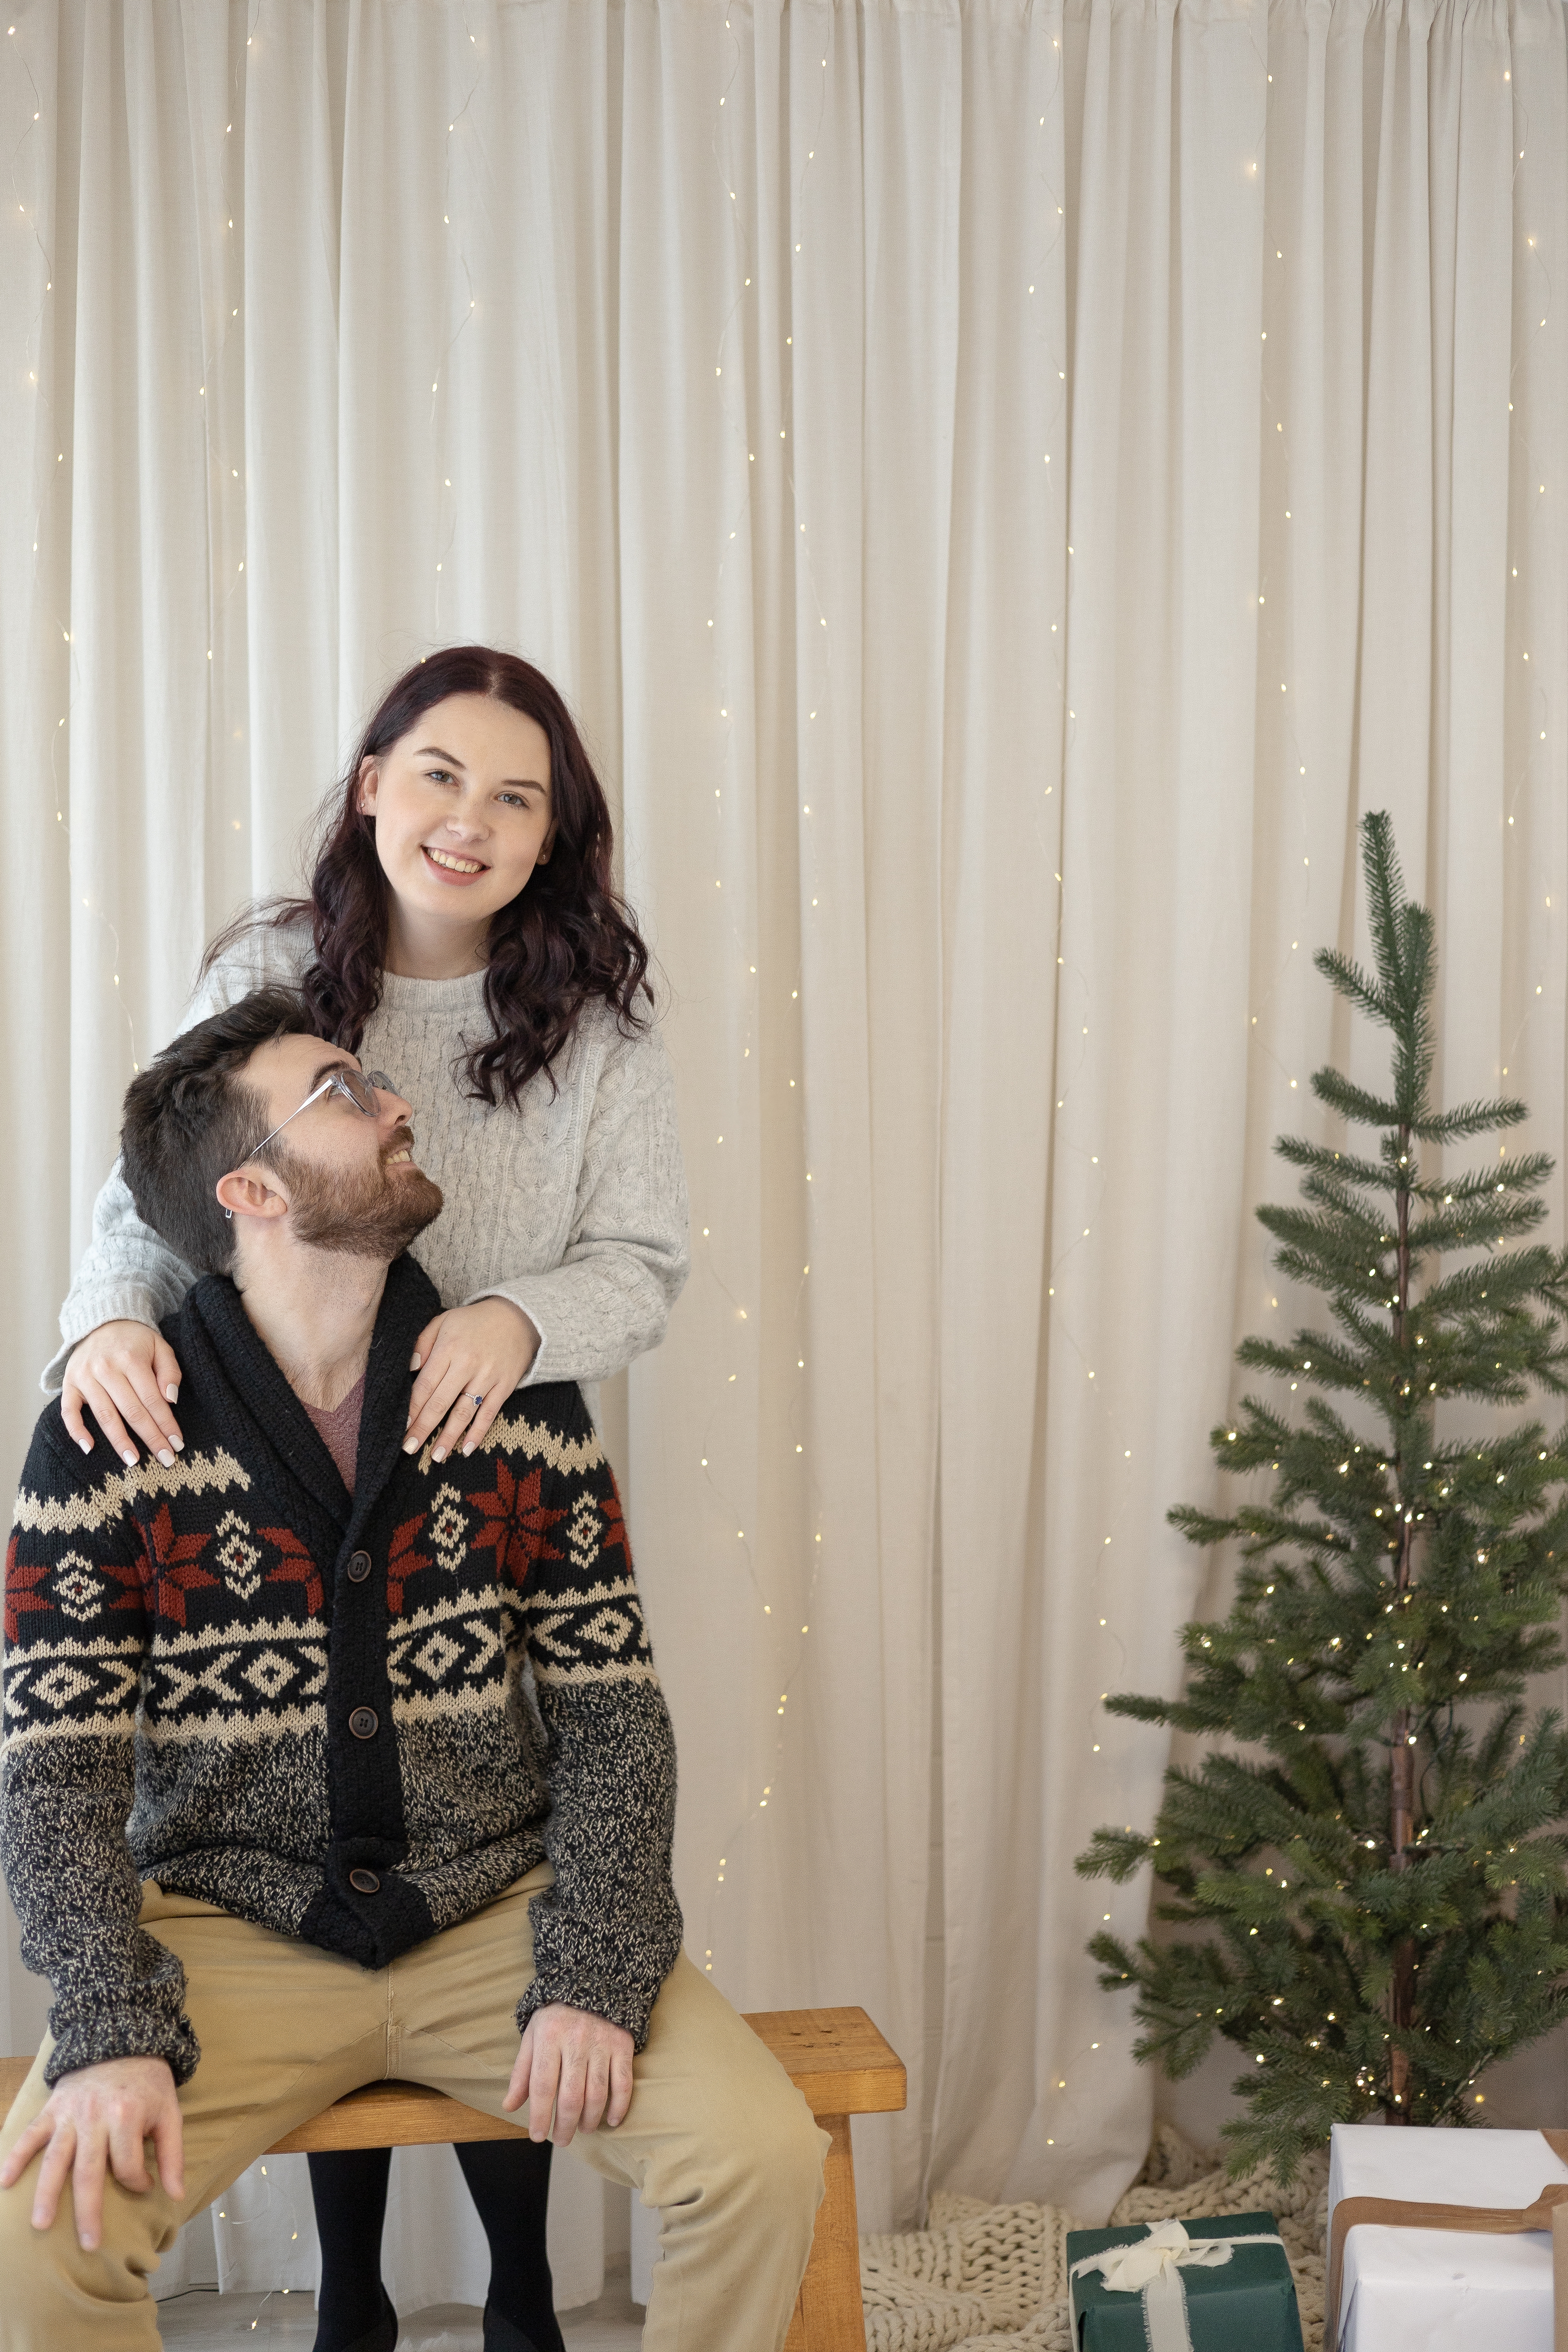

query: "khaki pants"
left=0, top=1871, right=827, bottom=2350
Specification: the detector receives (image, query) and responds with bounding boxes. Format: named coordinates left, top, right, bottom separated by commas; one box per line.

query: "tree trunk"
left=1387, top=1125, right=1416, bottom=2119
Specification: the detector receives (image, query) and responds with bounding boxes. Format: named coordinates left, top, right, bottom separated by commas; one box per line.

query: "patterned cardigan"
left=0, top=1256, right=682, bottom=2086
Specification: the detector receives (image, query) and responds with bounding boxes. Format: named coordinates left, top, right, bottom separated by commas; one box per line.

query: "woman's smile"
left=421, top=843, right=491, bottom=884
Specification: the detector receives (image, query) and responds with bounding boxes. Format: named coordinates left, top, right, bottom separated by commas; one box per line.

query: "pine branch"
left=1406, top=1201, right=1549, bottom=1256
left=1358, top=811, right=1406, bottom=1006
left=1311, top=1068, right=1403, bottom=1128
left=1313, top=948, right=1392, bottom=1030
left=1430, top=1157, right=1554, bottom=1207
left=1257, top=1201, right=1388, bottom=1256
left=1275, top=1137, right=1395, bottom=1191
left=1410, top=1098, right=1529, bottom=1143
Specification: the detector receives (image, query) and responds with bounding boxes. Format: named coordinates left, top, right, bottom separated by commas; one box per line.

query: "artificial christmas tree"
left=1079, top=811, right=1568, bottom=2178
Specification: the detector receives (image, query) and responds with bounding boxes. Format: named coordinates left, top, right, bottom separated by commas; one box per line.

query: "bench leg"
left=784, top=2113, right=865, bottom=2352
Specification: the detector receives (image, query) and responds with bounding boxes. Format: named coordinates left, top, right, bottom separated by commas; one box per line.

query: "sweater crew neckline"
left=376, top=965, right=491, bottom=1014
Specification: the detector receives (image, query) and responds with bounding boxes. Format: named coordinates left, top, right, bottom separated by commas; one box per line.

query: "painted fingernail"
left=78, top=1436, right=92, bottom=1455
left=402, top=1437, right=419, bottom=1453
left=170, top=1433, right=185, bottom=1450
left=462, top=1442, right=475, bottom=1456
left=432, top=1447, right=447, bottom=1463
left=122, top=1450, right=138, bottom=1467
left=158, top=1450, right=175, bottom=1469
left=409, top=1354, right=421, bottom=1371
left=165, top=1385, right=180, bottom=1403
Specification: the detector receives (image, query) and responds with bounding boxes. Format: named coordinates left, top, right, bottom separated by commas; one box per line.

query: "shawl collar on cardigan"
left=176, top=1253, right=438, bottom=1571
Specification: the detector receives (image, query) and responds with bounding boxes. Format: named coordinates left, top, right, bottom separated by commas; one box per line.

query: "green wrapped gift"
left=1066, top=2210, right=1304, bottom=2352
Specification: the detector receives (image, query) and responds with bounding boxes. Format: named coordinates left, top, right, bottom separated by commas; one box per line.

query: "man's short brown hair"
left=119, top=987, right=321, bottom=1277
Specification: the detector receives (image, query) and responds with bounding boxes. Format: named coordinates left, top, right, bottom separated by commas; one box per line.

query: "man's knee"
left=725, top=2066, right=829, bottom=2223
left=0, top=2092, right=57, bottom=2344
left=0, top=2184, right=114, bottom=2349
left=0, top=2179, right=43, bottom=2313
left=0, top=2158, right=164, bottom=2349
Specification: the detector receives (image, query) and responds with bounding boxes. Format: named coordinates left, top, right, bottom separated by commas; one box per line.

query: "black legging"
left=308, top=2138, right=567, bottom=2352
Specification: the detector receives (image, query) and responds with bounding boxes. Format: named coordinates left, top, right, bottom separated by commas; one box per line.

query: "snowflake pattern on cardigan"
left=0, top=1257, right=681, bottom=2087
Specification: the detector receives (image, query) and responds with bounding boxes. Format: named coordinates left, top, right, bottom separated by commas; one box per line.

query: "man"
left=0, top=987, right=824, bottom=2350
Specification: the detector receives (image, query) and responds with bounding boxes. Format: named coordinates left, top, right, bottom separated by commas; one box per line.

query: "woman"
left=49, top=646, right=689, bottom=2352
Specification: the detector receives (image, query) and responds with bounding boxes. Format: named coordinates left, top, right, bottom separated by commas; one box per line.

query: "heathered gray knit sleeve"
left=471, top=1020, right=691, bottom=1388
left=0, top=1417, right=200, bottom=2084
left=507, top=1388, right=682, bottom=2046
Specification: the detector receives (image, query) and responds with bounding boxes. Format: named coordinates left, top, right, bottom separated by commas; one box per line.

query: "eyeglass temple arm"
left=249, top=1076, right=337, bottom=1162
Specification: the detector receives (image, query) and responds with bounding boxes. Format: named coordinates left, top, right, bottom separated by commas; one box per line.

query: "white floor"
left=156, top=2277, right=643, bottom=2349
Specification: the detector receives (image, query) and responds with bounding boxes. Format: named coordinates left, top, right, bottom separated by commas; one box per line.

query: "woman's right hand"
left=61, top=1321, right=185, bottom=1468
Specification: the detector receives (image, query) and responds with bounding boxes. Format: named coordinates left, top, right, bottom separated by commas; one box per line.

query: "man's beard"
left=272, top=1127, right=444, bottom=1261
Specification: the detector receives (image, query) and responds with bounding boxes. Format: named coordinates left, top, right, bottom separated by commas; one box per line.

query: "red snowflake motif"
left=100, top=1551, right=154, bottom=1617
left=3, top=1535, right=52, bottom=1645
left=386, top=1514, right=431, bottom=1616
left=469, top=1460, right=566, bottom=1594
left=598, top=1482, right=634, bottom=1573
left=260, top=1526, right=325, bottom=1619
left=138, top=1505, right=217, bottom=1631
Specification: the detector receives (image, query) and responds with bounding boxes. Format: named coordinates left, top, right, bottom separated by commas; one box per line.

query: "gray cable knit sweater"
left=44, top=921, right=690, bottom=1395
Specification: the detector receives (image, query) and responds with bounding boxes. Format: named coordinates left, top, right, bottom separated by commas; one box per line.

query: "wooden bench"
left=3, top=2004, right=905, bottom=2350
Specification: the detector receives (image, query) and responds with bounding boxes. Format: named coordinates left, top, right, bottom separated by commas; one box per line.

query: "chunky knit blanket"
left=861, top=2125, right=1328, bottom=2351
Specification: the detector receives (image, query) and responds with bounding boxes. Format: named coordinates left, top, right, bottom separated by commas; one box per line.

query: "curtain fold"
left=2, top=0, right=1565, bottom=2306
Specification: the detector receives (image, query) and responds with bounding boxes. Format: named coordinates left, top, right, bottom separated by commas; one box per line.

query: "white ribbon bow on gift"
left=1070, top=2219, right=1286, bottom=2352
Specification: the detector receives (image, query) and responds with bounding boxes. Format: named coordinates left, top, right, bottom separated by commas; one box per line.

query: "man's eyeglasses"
left=251, top=1067, right=397, bottom=1161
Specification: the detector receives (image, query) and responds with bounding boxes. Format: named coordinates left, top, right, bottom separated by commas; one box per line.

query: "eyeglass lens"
left=336, top=1069, right=395, bottom=1113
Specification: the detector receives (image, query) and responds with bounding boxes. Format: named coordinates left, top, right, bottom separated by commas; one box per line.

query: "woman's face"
left=357, top=693, right=554, bottom=931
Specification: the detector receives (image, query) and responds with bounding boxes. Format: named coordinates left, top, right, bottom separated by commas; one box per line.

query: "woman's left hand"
left=403, top=1297, right=542, bottom=1460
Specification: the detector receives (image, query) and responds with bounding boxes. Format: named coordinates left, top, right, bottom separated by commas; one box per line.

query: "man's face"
left=238, top=1034, right=444, bottom=1260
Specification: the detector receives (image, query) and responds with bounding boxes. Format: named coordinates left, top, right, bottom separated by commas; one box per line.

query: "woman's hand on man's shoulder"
left=403, top=1295, right=542, bottom=1464
left=60, top=1320, right=185, bottom=1469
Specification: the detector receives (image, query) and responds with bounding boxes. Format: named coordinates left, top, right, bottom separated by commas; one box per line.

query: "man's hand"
left=61, top=1320, right=185, bottom=1468
left=504, top=2004, right=634, bottom=2147
left=0, top=2056, right=184, bottom=2249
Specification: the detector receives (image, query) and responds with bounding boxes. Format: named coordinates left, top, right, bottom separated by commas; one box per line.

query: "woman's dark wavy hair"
left=205, top=646, right=651, bottom=1107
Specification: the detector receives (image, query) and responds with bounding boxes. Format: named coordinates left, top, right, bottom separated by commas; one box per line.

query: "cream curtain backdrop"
left=3, top=0, right=1567, bottom=2312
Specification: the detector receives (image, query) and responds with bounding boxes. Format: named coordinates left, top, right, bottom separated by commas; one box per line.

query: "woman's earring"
left=223, top=1207, right=233, bottom=1220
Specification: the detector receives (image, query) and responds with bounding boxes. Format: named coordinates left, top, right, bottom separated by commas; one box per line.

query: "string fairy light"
left=6, top=15, right=147, bottom=1076
left=1036, top=0, right=1298, bottom=2173
left=684, top=12, right=845, bottom=2003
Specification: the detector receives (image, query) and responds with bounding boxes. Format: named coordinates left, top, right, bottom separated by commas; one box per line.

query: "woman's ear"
left=357, top=756, right=380, bottom=817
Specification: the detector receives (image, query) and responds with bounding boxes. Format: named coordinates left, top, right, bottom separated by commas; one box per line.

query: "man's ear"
left=357, top=755, right=379, bottom=817
left=215, top=1168, right=289, bottom=1224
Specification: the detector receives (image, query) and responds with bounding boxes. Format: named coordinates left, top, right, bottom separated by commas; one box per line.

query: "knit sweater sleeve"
left=41, top=926, right=310, bottom=1394
left=509, top=1392, right=683, bottom=2046
left=471, top=1018, right=690, bottom=1389
left=0, top=1416, right=200, bottom=2085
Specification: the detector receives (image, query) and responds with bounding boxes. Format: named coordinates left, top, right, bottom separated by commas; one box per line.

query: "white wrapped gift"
left=1327, top=2123, right=1568, bottom=2352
